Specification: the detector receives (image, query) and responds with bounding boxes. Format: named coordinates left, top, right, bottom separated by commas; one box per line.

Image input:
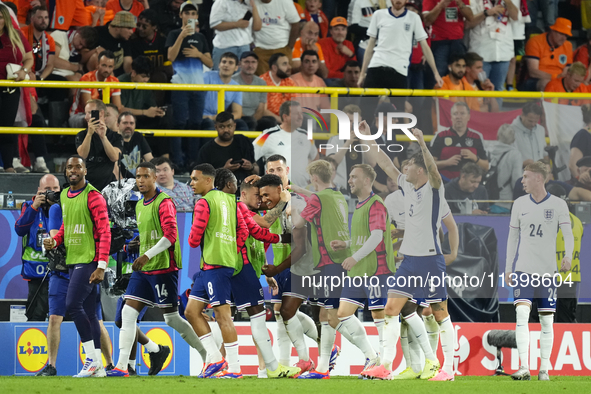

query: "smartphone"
left=187, top=18, right=196, bottom=31
left=242, top=11, right=252, bottom=21
left=477, top=71, right=487, bottom=83
left=91, top=110, right=100, bottom=122
left=231, top=159, right=244, bottom=165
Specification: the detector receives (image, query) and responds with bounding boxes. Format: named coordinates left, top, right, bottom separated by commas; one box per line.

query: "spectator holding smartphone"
left=209, top=0, right=262, bottom=70
left=195, top=111, right=256, bottom=188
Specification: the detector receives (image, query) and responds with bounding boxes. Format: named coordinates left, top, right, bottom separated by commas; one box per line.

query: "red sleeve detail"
left=300, top=194, right=321, bottom=223
left=239, top=202, right=280, bottom=244
left=88, top=191, right=111, bottom=262
left=159, top=198, right=178, bottom=245
left=236, top=203, right=249, bottom=252
left=53, top=223, right=65, bottom=247
left=368, top=201, right=388, bottom=232
left=189, top=199, right=210, bottom=248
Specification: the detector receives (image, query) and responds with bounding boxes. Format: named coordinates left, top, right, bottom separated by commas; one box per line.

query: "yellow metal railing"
left=0, top=80, right=589, bottom=140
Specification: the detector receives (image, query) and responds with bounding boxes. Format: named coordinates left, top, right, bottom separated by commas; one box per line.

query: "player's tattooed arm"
left=261, top=189, right=291, bottom=226
left=414, top=128, right=442, bottom=189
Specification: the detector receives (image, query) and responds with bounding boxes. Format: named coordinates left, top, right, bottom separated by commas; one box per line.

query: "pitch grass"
left=1, top=376, right=590, bottom=394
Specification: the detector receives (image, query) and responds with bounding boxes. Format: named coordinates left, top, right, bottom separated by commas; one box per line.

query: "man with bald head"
left=15, top=174, right=62, bottom=322
left=291, top=21, right=328, bottom=78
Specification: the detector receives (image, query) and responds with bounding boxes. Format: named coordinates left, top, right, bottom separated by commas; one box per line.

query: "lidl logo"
left=142, top=328, right=173, bottom=371
left=79, top=339, right=112, bottom=366
left=17, top=328, right=48, bottom=373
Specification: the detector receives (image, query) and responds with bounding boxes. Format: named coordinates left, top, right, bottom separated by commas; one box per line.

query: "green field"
left=1, top=376, right=590, bottom=394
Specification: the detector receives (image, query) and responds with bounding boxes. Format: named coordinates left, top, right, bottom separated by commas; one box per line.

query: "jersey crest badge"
left=405, top=23, right=411, bottom=31
left=559, top=54, right=567, bottom=65
left=444, top=137, right=452, bottom=146
left=465, top=138, right=473, bottom=147
left=544, top=209, right=554, bottom=220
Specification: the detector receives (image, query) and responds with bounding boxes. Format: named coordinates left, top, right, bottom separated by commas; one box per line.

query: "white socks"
left=408, top=325, right=423, bottom=373
left=115, top=304, right=139, bottom=370
left=515, top=305, right=530, bottom=369
left=423, top=313, right=440, bottom=355
left=250, top=311, right=279, bottom=371
left=163, top=311, right=207, bottom=362
left=199, top=333, right=222, bottom=364
left=224, top=341, right=240, bottom=373
left=540, top=314, right=554, bottom=372
left=297, top=311, right=319, bottom=342
left=82, top=340, right=95, bottom=361
left=336, top=315, right=377, bottom=360
left=317, top=321, right=336, bottom=373
left=381, top=315, right=401, bottom=370
left=403, top=312, right=435, bottom=361
left=144, top=338, right=160, bottom=353
left=373, top=318, right=385, bottom=357
left=285, top=316, right=309, bottom=361
left=95, top=348, right=103, bottom=367
left=274, top=312, right=291, bottom=366
left=438, top=316, right=455, bottom=376
left=400, top=321, right=411, bottom=367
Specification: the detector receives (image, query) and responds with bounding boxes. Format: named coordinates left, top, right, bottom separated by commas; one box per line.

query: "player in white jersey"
left=360, top=125, right=459, bottom=381
left=506, top=162, right=573, bottom=381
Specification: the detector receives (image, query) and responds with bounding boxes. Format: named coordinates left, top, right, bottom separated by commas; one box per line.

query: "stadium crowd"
left=3, top=0, right=588, bottom=382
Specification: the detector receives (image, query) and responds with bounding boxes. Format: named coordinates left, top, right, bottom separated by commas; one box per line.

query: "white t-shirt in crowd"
left=51, top=30, right=74, bottom=77
left=467, top=0, right=514, bottom=62
left=509, top=0, right=530, bottom=40
left=253, top=125, right=318, bottom=186
left=253, top=0, right=300, bottom=50
left=350, top=0, right=379, bottom=28
left=367, top=8, right=428, bottom=76
left=210, top=0, right=255, bottom=48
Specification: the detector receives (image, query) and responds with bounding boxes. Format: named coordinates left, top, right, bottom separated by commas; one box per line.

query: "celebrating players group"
left=43, top=121, right=573, bottom=381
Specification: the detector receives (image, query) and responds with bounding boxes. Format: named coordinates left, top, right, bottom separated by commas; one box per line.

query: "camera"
left=42, top=190, right=60, bottom=206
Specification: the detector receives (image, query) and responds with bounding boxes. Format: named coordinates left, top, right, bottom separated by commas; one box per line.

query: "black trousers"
left=556, top=282, right=579, bottom=323
left=26, top=277, right=49, bottom=321
left=0, top=87, right=21, bottom=170
left=362, top=66, right=407, bottom=122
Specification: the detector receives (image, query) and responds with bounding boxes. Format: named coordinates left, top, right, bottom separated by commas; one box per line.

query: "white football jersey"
left=397, top=174, right=451, bottom=256
left=384, top=189, right=405, bottom=230
left=509, top=193, right=571, bottom=276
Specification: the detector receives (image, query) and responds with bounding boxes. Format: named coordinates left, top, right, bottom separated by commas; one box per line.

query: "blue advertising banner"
left=0, top=322, right=189, bottom=376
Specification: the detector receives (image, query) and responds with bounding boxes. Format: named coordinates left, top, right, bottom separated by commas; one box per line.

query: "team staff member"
left=44, top=155, right=111, bottom=378
left=108, top=162, right=207, bottom=377
left=14, top=175, right=61, bottom=321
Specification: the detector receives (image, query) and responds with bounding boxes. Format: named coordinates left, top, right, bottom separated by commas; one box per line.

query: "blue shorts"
left=388, top=255, right=447, bottom=303
left=124, top=270, right=179, bottom=308
left=513, top=271, right=557, bottom=313
left=232, top=264, right=264, bottom=311
left=48, top=273, right=69, bottom=317
left=115, top=297, right=148, bottom=324
left=271, top=267, right=307, bottom=303
left=411, top=298, right=429, bottom=308
left=312, top=264, right=345, bottom=310
left=340, top=274, right=389, bottom=310
left=190, top=267, right=234, bottom=307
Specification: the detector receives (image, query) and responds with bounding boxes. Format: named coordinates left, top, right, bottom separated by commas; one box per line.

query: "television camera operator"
left=14, top=174, right=61, bottom=321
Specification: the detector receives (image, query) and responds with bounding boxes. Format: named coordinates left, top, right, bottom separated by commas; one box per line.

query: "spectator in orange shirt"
left=544, top=62, right=590, bottom=105
left=106, top=0, right=146, bottom=19
left=290, top=50, right=329, bottom=112
left=16, top=0, right=38, bottom=25
left=260, top=52, right=296, bottom=120
left=69, top=50, right=122, bottom=128
left=304, top=0, right=328, bottom=38
left=574, top=30, right=591, bottom=84
left=21, top=6, right=55, bottom=82
left=435, top=53, right=480, bottom=111
left=318, top=17, right=356, bottom=80
left=292, top=21, right=328, bottom=78
left=520, top=17, right=573, bottom=91
left=85, top=0, right=115, bottom=27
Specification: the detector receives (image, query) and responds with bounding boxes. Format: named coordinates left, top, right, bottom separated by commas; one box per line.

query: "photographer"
left=14, top=174, right=61, bottom=321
